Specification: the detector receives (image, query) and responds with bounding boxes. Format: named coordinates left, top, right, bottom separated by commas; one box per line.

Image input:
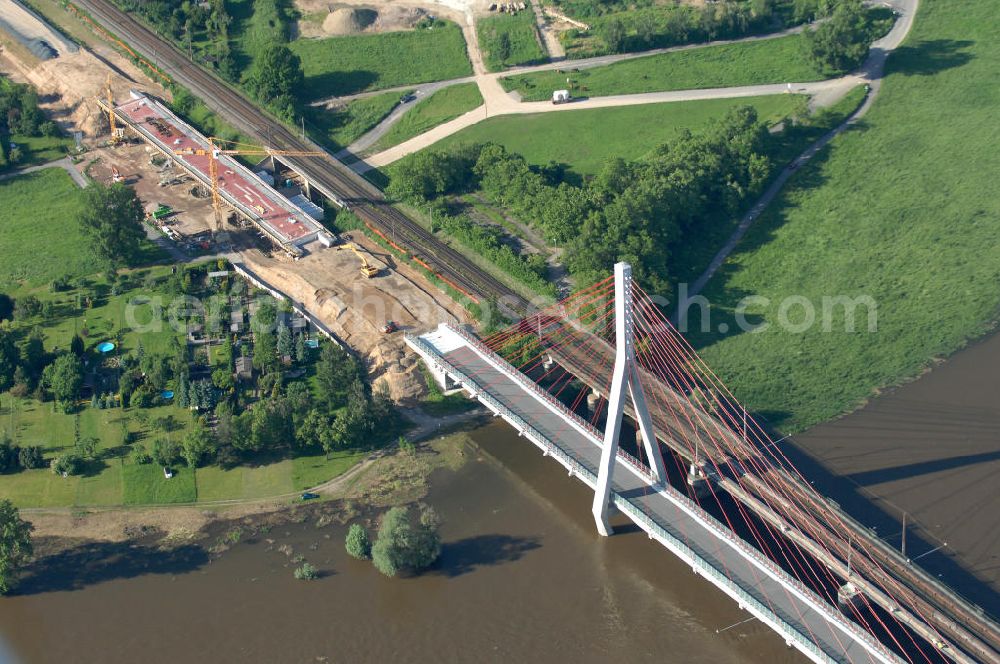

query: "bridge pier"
left=592, top=263, right=668, bottom=536
left=426, top=364, right=457, bottom=392
left=586, top=389, right=600, bottom=414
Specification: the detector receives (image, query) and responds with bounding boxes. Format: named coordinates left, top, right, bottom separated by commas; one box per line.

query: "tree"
left=276, top=324, right=293, bottom=359
left=69, top=334, right=85, bottom=357
left=76, top=182, right=146, bottom=270
left=20, top=329, right=47, bottom=383
left=76, top=436, right=99, bottom=460
left=345, top=523, right=371, bottom=560
left=18, top=446, right=44, bottom=470
left=315, top=343, right=360, bottom=409
left=253, top=332, right=278, bottom=373
left=0, top=499, right=33, bottom=594
left=294, top=334, right=307, bottom=363
left=42, top=353, right=83, bottom=412
left=245, top=42, right=303, bottom=121
left=370, top=505, right=441, bottom=577
left=0, top=330, right=16, bottom=392
left=152, top=437, right=180, bottom=467
left=182, top=421, right=215, bottom=468
left=601, top=18, right=626, bottom=53
left=802, top=0, right=871, bottom=75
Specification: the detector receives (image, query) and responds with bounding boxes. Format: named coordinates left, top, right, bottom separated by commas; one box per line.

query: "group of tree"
left=0, top=435, right=44, bottom=474
left=345, top=504, right=441, bottom=577
left=0, top=326, right=86, bottom=412
left=586, top=0, right=851, bottom=56
left=802, top=0, right=877, bottom=75
left=76, top=182, right=147, bottom=272
left=387, top=105, right=773, bottom=292
left=0, top=499, right=32, bottom=594
left=0, top=76, right=59, bottom=167
left=118, top=0, right=238, bottom=79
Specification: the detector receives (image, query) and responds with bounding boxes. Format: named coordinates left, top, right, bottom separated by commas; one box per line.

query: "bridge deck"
left=409, top=325, right=900, bottom=664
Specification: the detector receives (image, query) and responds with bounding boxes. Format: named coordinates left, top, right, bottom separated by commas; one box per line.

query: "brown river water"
left=3, top=331, right=1000, bottom=663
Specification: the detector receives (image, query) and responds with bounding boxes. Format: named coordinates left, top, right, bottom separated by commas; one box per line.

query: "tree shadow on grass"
left=14, top=536, right=208, bottom=595
left=885, top=39, right=975, bottom=78
left=432, top=534, right=541, bottom=578
left=304, top=71, right=381, bottom=101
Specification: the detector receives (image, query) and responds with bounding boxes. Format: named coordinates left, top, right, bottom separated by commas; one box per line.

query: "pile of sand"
left=1, top=45, right=167, bottom=138
left=322, top=8, right=369, bottom=35
left=240, top=239, right=467, bottom=405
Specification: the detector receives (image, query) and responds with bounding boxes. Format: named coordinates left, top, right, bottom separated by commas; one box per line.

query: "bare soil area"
left=0, top=36, right=167, bottom=140
left=241, top=231, right=469, bottom=404
left=87, top=143, right=217, bottom=235
left=295, top=0, right=494, bottom=39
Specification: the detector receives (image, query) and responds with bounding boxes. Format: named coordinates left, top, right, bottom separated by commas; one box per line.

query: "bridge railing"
left=421, top=329, right=898, bottom=663
left=411, top=336, right=843, bottom=660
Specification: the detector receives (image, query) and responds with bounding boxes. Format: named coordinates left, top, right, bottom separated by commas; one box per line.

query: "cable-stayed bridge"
left=407, top=263, right=1000, bottom=664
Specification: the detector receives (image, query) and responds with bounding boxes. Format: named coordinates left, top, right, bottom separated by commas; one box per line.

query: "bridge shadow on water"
left=776, top=439, right=1000, bottom=617
left=432, top=534, right=542, bottom=578
left=13, top=536, right=209, bottom=596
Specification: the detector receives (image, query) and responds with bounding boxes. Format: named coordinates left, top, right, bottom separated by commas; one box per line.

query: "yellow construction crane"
left=105, top=73, right=122, bottom=145
left=174, top=138, right=324, bottom=231
left=337, top=242, right=379, bottom=278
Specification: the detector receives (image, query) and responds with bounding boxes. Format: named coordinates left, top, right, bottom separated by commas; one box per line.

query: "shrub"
left=51, top=452, right=85, bottom=476
left=18, top=446, right=44, bottom=470
left=345, top=523, right=371, bottom=560
left=294, top=562, right=318, bottom=580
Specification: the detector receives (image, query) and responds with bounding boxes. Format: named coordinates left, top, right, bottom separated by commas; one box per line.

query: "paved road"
left=357, top=77, right=858, bottom=171
left=0, top=156, right=88, bottom=187
left=331, top=15, right=814, bottom=162
left=685, top=0, right=918, bottom=302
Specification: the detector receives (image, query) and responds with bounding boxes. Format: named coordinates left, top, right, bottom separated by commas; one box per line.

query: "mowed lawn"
left=502, top=34, right=825, bottom=101
left=374, top=83, right=484, bottom=152
left=423, top=94, right=804, bottom=176
left=477, top=10, right=547, bottom=71
left=690, top=1, right=998, bottom=433
left=289, top=21, right=473, bottom=99
left=0, top=168, right=93, bottom=289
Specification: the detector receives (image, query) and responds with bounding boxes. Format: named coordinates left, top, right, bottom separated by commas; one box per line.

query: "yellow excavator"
left=338, top=242, right=378, bottom=278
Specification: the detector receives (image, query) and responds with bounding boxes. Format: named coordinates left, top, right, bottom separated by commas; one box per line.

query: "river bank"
left=0, top=420, right=800, bottom=664
left=20, top=428, right=476, bottom=560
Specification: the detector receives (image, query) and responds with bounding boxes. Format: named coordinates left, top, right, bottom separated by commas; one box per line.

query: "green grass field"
left=687, top=1, right=997, bottom=433
left=289, top=21, right=473, bottom=99
left=502, top=34, right=825, bottom=101
left=307, top=90, right=410, bottom=151
left=477, top=10, right=547, bottom=71
left=374, top=83, right=484, bottom=152
left=0, top=169, right=92, bottom=289
left=123, top=464, right=197, bottom=504
left=418, top=94, right=804, bottom=177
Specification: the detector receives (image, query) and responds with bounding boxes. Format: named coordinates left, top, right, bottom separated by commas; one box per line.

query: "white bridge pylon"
left=592, top=262, right=668, bottom=536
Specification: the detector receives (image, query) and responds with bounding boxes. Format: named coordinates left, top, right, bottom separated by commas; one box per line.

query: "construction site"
left=102, top=90, right=334, bottom=256
left=0, top=0, right=474, bottom=403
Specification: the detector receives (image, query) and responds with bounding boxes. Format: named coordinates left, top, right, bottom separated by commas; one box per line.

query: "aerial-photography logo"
left=122, top=282, right=878, bottom=338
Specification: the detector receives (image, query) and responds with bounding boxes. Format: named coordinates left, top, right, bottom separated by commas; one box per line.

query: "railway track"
left=72, top=0, right=531, bottom=317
